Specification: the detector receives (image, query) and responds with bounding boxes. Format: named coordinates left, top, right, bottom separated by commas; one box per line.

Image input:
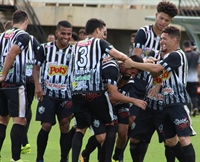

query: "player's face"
left=97, top=27, right=105, bottom=39
left=102, top=27, right=107, bottom=40
left=155, top=12, right=172, bottom=31
left=160, top=33, right=174, bottom=53
left=56, top=26, right=72, bottom=48
left=123, top=68, right=139, bottom=79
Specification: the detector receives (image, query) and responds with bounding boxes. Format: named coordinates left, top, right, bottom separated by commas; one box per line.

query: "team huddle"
left=0, top=1, right=197, bottom=162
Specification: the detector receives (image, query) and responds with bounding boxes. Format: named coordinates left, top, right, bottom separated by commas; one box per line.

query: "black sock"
left=21, top=108, right=32, bottom=146
left=130, top=142, right=141, bottom=162
left=60, top=132, right=71, bottom=162
left=36, top=129, right=49, bottom=161
left=140, top=141, right=149, bottom=161
left=82, top=135, right=100, bottom=159
left=170, top=141, right=186, bottom=162
left=72, top=132, right=84, bottom=162
left=183, top=143, right=195, bottom=162
left=165, top=145, right=175, bottom=162
left=10, top=124, right=25, bottom=161
left=97, top=143, right=102, bottom=161
left=103, top=125, right=116, bottom=162
left=0, top=124, right=7, bottom=151
left=68, top=126, right=76, bottom=152
left=113, top=147, right=123, bottom=160
left=118, top=138, right=129, bottom=161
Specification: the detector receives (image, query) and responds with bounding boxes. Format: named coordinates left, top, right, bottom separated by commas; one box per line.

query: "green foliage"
left=1, top=100, right=200, bottom=162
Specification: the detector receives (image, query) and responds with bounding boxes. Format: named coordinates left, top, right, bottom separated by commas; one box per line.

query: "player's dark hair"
left=72, top=32, right=79, bottom=41
left=130, top=55, right=144, bottom=73
left=157, top=1, right=178, bottom=18
left=85, top=18, right=105, bottom=35
left=162, top=26, right=181, bottom=42
left=12, top=10, right=28, bottom=24
left=183, top=40, right=191, bottom=48
left=57, top=20, right=72, bottom=30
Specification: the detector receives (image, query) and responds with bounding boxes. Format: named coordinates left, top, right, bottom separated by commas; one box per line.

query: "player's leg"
left=57, top=99, right=73, bottom=162
left=4, top=85, right=27, bottom=161
left=35, top=96, right=56, bottom=162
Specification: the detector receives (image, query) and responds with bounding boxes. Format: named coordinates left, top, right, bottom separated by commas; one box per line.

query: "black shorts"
left=36, top=95, right=73, bottom=125
left=72, top=92, right=114, bottom=135
left=26, top=76, right=35, bottom=109
left=114, top=104, right=129, bottom=125
left=129, top=78, right=147, bottom=116
left=163, top=105, right=196, bottom=139
left=130, top=107, right=165, bottom=143
left=0, top=84, right=26, bottom=117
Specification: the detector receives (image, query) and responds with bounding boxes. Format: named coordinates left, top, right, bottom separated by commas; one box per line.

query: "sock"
left=60, top=132, right=71, bottom=162
left=36, top=129, right=50, bottom=161
left=97, top=143, right=102, bottom=161
left=21, top=108, right=32, bottom=146
left=10, top=124, right=25, bottom=161
left=140, top=141, right=149, bottom=161
left=130, top=142, right=141, bottom=162
left=170, top=141, right=186, bottom=162
left=165, top=145, right=175, bottom=162
left=118, top=138, right=129, bottom=161
left=82, top=135, right=100, bottom=159
left=183, top=143, right=195, bottom=162
left=68, top=126, right=76, bottom=152
left=0, top=124, right=7, bottom=151
left=113, top=147, right=123, bottom=160
left=72, top=132, right=84, bottom=162
left=103, top=125, right=116, bottom=162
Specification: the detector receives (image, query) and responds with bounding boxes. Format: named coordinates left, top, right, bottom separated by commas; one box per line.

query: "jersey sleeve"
left=100, top=39, right=114, bottom=54
left=133, top=29, right=146, bottom=49
left=102, top=65, right=119, bottom=86
left=14, top=32, right=30, bottom=51
left=160, top=51, right=181, bottom=72
left=32, top=37, right=40, bottom=55
left=34, top=44, right=45, bottom=66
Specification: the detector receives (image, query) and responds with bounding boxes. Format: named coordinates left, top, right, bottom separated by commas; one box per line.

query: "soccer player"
left=0, top=10, right=29, bottom=162
left=125, top=25, right=196, bottom=162
left=21, top=35, right=40, bottom=154
left=127, top=1, right=179, bottom=161
left=70, top=18, right=146, bottom=162
left=33, top=20, right=73, bottom=162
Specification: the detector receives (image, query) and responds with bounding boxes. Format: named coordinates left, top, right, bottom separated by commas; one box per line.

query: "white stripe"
left=18, top=85, right=26, bottom=117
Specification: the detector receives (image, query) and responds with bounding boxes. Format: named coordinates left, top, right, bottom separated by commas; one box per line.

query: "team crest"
left=93, top=119, right=100, bottom=128
left=38, top=106, right=45, bottom=114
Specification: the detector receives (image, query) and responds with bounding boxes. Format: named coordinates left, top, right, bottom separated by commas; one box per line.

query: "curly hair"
left=157, top=1, right=178, bottom=18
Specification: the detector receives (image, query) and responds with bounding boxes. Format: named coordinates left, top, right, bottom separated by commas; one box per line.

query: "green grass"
left=1, top=99, right=200, bottom=162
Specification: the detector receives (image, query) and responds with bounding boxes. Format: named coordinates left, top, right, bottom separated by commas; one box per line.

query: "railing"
left=13, top=0, right=46, bottom=42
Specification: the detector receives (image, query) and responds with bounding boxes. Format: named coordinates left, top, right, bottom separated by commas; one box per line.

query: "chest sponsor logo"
left=49, top=65, right=68, bottom=76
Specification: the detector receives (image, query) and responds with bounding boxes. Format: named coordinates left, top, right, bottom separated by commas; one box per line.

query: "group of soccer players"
left=0, top=1, right=197, bottom=162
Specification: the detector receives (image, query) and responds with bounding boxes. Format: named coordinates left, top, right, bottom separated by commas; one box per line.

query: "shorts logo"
left=131, top=122, right=136, bottom=130
left=38, top=106, right=45, bottom=114
left=93, top=119, right=100, bottom=128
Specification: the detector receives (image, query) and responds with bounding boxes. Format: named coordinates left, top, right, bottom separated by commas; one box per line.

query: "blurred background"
left=0, top=0, right=200, bottom=54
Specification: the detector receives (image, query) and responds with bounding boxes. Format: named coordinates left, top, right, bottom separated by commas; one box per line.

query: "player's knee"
left=42, top=122, right=52, bottom=132
left=96, top=133, right=106, bottom=144
left=179, top=136, right=191, bottom=147
left=130, top=137, right=140, bottom=144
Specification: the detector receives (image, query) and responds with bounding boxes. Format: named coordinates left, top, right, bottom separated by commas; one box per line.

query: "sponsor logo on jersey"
left=49, top=65, right=68, bottom=76
left=77, top=40, right=92, bottom=46
left=4, top=30, right=15, bottom=39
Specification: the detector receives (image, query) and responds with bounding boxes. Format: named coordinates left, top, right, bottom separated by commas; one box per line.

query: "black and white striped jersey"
left=0, top=28, right=30, bottom=84
left=144, top=51, right=164, bottom=111
left=71, top=37, right=113, bottom=94
left=159, top=49, right=190, bottom=107
left=25, top=35, right=40, bottom=77
left=34, top=41, right=73, bottom=99
left=134, top=25, right=160, bottom=58
left=133, top=25, right=161, bottom=96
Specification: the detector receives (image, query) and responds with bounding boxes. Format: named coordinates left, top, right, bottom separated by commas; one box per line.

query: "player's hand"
left=147, top=83, right=161, bottom=99
left=143, top=57, right=159, bottom=64
left=0, top=76, right=6, bottom=83
left=124, top=58, right=134, bottom=68
left=133, top=98, right=147, bottom=110
left=34, top=83, right=44, bottom=101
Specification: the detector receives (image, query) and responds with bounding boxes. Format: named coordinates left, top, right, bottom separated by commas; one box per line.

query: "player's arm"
left=0, top=33, right=29, bottom=82
left=100, top=39, right=128, bottom=62
left=33, top=45, right=45, bottom=101
left=132, top=29, right=146, bottom=56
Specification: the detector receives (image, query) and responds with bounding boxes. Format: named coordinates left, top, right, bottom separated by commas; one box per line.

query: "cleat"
left=112, top=159, right=118, bottom=162
left=192, top=108, right=198, bottom=117
left=21, top=143, right=31, bottom=154
left=11, top=159, right=23, bottom=162
left=80, top=153, right=89, bottom=162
